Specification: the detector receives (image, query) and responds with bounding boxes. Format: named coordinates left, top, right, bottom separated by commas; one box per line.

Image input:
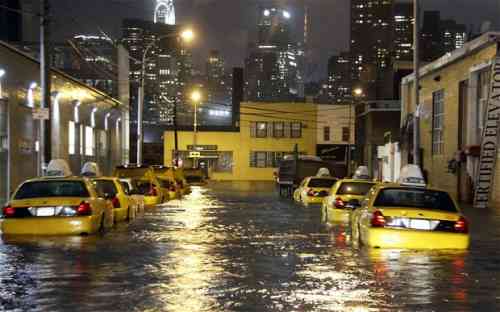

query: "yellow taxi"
left=322, top=179, right=377, bottom=223
left=183, top=168, right=206, bottom=185
left=350, top=165, right=470, bottom=249
left=173, top=168, right=191, bottom=195
left=152, top=166, right=181, bottom=200
left=114, top=165, right=166, bottom=206
left=293, top=176, right=338, bottom=207
left=2, top=160, right=114, bottom=235
left=119, top=178, right=145, bottom=214
left=92, top=177, right=137, bottom=223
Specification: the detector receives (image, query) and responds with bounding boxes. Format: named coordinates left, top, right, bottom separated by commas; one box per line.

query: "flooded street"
left=1, top=181, right=500, bottom=311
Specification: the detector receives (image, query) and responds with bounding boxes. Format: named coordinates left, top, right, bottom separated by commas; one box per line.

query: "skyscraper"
left=245, top=5, right=302, bottom=102
left=327, top=52, right=352, bottom=103
left=393, top=2, right=414, bottom=62
left=154, top=0, right=175, bottom=25
left=350, top=0, right=393, bottom=99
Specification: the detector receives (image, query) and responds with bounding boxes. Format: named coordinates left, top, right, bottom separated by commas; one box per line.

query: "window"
left=274, top=122, right=284, bottom=138
left=432, top=90, right=445, bottom=155
left=256, top=151, right=267, bottom=167
left=256, top=122, right=267, bottom=138
left=337, top=182, right=376, bottom=195
left=342, top=127, right=350, bottom=142
left=323, top=126, right=330, bottom=141
left=68, top=121, right=76, bottom=155
left=374, top=188, right=457, bottom=212
left=215, top=152, right=233, bottom=173
left=85, top=126, right=94, bottom=156
left=14, top=181, right=90, bottom=199
left=291, top=122, right=302, bottom=138
left=92, top=180, right=118, bottom=198
left=307, top=178, right=337, bottom=188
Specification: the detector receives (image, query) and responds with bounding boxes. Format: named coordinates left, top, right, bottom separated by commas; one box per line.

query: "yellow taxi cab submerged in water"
left=114, top=165, right=166, bottom=206
left=322, top=179, right=377, bottom=223
left=2, top=177, right=114, bottom=236
left=92, top=177, right=137, bottom=223
left=293, top=176, right=338, bottom=207
left=350, top=166, right=470, bottom=249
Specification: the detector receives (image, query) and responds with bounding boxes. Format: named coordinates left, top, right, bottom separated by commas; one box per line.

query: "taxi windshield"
left=337, top=182, right=375, bottom=195
left=374, top=188, right=457, bottom=212
left=308, top=178, right=337, bottom=188
left=14, top=181, right=90, bottom=199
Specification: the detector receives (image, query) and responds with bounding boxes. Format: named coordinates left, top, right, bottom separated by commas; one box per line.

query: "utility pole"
left=39, top=0, right=51, bottom=175
left=173, top=98, right=179, bottom=166
left=413, top=0, right=421, bottom=166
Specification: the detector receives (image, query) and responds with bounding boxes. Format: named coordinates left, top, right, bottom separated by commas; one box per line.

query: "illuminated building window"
left=68, top=121, right=76, bottom=155
left=85, top=126, right=95, bottom=156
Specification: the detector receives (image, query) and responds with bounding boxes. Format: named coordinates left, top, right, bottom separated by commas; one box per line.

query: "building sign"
left=474, top=54, right=500, bottom=209
left=32, top=108, right=49, bottom=120
left=316, top=144, right=347, bottom=162
left=187, top=145, right=217, bottom=151
left=189, top=151, right=201, bottom=158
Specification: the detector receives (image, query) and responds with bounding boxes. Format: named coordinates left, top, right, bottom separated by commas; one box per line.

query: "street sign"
left=189, top=151, right=201, bottom=158
left=32, top=108, right=49, bottom=120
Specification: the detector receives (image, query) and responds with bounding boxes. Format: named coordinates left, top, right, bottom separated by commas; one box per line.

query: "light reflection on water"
left=0, top=182, right=499, bottom=311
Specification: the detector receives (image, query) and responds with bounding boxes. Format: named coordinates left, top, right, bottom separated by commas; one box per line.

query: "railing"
left=356, top=100, right=401, bottom=116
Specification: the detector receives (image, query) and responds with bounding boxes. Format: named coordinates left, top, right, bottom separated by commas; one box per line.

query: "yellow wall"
left=401, top=40, right=499, bottom=204
left=164, top=102, right=318, bottom=181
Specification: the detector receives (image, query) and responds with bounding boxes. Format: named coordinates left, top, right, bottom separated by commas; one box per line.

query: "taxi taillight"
left=454, top=216, right=469, bottom=234
left=3, top=205, right=15, bottom=218
left=334, top=197, right=345, bottom=209
left=371, top=210, right=386, bottom=227
left=77, top=202, right=92, bottom=216
left=148, top=186, right=158, bottom=196
left=307, top=188, right=315, bottom=196
left=111, top=197, right=121, bottom=208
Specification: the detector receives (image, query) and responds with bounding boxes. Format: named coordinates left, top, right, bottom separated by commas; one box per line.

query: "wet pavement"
left=1, top=181, right=500, bottom=311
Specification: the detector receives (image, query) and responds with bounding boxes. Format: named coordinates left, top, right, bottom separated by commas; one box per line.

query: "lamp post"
left=413, top=0, right=421, bottom=166
left=137, top=28, right=194, bottom=165
left=347, top=87, right=364, bottom=177
left=0, top=69, right=5, bottom=99
left=190, top=90, right=202, bottom=168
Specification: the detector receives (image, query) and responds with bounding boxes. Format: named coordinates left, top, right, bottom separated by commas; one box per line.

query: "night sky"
left=48, top=0, right=500, bottom=79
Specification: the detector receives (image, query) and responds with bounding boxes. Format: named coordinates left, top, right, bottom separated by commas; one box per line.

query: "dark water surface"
left=0, top=181, right=499, bottom=311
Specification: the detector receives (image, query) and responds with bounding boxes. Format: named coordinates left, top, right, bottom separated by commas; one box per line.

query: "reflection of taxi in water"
left=350, top=165, right=470, bottom=249
left=92, top=177, right=137, bottom=222
left=2, top=160, right=114, bottom=235
left=173, top=168, right=191, bottom=195
left=293, top=176, right=338, bottom=207
left=183, top=168, right=206, bottom=185
left=322, top=179, right=376, bottom=223
left=114, top=165, right=165, bottom=206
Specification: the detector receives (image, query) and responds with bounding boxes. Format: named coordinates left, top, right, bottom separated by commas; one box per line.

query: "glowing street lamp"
left=353, top=87, right=363, bottom=97
left=180, top=29, right=195, bottom=43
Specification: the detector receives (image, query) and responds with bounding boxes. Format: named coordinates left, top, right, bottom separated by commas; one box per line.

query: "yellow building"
left=164, top=102, right=352, bottom=181
left=401, top=32, right=500, bottom=207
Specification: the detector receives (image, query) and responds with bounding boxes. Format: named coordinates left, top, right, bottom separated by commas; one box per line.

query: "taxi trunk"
left=2, top=198, right=101, bottom=236
left=304, top=188, right=330, bottom=205
left=326, top=194, right=365, bottom=223
left=364, top=207, right=469, bottom=249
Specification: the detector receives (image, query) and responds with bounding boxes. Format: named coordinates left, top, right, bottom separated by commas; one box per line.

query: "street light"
left=0, top=69, right=5, bottom=99
left=190, top=89, right=202, bottom=168
left=137, top=28, right=195, bottom=165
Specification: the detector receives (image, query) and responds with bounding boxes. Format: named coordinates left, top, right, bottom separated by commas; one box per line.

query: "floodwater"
left=0, top=181, right=499, bottom=311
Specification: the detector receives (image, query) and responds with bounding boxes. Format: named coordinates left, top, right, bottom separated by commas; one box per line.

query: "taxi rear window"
left=337, top=182, right=375, bottom=195
left=307, top=178, right=337, bottom=188
left=374, top=188, right=457, bottom=212
left=14, top=181, right=90, bottom=199
left=93, top=180, right=118, bottom=198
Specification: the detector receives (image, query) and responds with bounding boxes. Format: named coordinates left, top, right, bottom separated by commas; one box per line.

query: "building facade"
left=401, top=32, right=499, bottom=206
left=0, top=41, right=129, bottom=205
left=327, top=52, right=352, bottom=103
left=163, top=102, right=354, bottom=181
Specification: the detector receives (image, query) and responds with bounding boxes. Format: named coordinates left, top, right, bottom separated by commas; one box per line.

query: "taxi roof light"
left=352, top=166, right=370, bottom=180
left=398, top=164, right=426, bottom=188
left=45, top=159, right=72, bottom=177
left=316, top=167, right=331, bottom=177
left=81, top=162, right=102, bottom=177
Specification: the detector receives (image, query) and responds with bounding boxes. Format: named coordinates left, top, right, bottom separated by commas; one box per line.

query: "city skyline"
left=46, top=0, right=499, bottom=80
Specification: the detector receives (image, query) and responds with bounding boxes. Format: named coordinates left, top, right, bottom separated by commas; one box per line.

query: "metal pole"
left=347, top=103, right=353, bottom=177
left=173, top=98, right=179, bottom=166
left=412, top=0, right=420, bottom=166
left=137, top=46, right=149, bottom=166
left=39, top=0, right=50, bottom=176
left=193, top=101, right=198, bottom=168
